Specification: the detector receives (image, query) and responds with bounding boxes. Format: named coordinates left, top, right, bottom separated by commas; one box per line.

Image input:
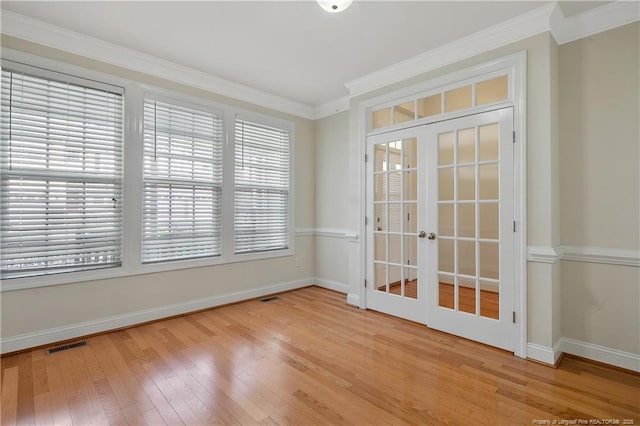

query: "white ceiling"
left=1, top=1, right=557, bottom=108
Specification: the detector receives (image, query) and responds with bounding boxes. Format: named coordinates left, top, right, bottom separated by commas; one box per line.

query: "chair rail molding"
left=528, top=245, right=640, bottom=267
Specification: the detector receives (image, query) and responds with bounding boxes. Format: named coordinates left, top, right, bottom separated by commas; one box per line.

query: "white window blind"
left=0, top=67, right=124, bottom=278
left=234, top=117, right=290, bottom=254
left=142, top=99, right=223, bottom=262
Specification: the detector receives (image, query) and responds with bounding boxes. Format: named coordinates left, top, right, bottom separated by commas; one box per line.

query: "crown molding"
left=344, top=1, right=640, bottom=100
left=550, top=0, right=640, bottom=45
left=0, top=10, right=316, bottom=120
left=345, top=3, right=555, bottom=99
left=313, top=96, right=350, bottom=120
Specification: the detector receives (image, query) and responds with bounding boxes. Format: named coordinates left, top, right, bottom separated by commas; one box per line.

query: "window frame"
left=0, top=49, right=295, bottom=292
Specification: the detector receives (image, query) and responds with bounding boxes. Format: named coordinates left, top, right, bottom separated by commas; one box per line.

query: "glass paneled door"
left=366, top=127, right=427, bottom=324
left=425, top=108, right=514, bottom=351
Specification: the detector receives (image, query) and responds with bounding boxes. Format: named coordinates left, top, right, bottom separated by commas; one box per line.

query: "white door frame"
left=356, top=52, right=527, bottom=357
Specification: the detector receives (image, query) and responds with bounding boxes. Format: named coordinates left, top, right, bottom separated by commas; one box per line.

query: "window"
left=142, top=99, right=223, bottom=263
left=1, top=54, right=295, bottom=288
left=0, top=66, right=124, bottom=278
left=234, top=117, right=290, bottom=254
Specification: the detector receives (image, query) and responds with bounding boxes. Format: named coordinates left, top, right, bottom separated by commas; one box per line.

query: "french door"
left=366, top=108, right=515, bottom=351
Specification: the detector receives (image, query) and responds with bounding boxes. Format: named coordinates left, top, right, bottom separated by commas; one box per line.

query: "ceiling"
left=0, top=1, right=605, bottom=109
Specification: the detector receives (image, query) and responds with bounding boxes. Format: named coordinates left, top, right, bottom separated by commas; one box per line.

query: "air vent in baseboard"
left=260, top=296, right=280, bottom=303
left=47, top=340, right=87, bottom=354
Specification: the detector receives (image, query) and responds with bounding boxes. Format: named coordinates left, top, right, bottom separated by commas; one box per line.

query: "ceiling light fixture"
left=317, top=0, right=353, bottom=13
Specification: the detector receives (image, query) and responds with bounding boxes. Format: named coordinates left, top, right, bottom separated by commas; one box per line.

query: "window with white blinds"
left=234, top=118, right=290, bottom=254
left=0, top=67, right=124, bottom=278
left=142, top=99, right=223, bottom=262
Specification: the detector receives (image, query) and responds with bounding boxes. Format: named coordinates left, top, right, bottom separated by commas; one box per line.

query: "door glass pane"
left=406, top=203, right=417, bottom=233
left=458, top=166, right=475, bottom=200
left=388, top=234, right=401, bottom=264
left=404, top=267, right=418, bottom=299
left=445, top=85, right=472, bottom=112
left=404, top=171, right=417, bottom=201
left=458, top=240, right=476, bottom=276
left=375, top=203, right=386, bottom=232
left=403, top=138, right=417, bottom=168
left=439, top=239, right=454, bottom=273
left=374, top=233, right=386, bottom=261
left=458, top=276, right=476, bottom=314
left=404, top=235, right=417, bottom=266
left=439, top=203, right=454, bottom=237
left=479, top=124, right=499, bottom=162
left=479, top=242, right=499, bottom=279
left=438, top=274, right=454, bottom=309
left=388, top=203, right=401, bottom=232
left=476, top=76, right=508, bottom=106
left=375, top=262, right=386, bottom=292
left=372, top=108, right=391, bottom=129
left=388, top=172, right=401, bottom=201
left=394, top=101, right=415, bottom=124
left=375, top=144, right=386, bottom=171
left=375, top=174, right=385, bottom=201
left=418, top=94, right=441, bottom=118
left=480, top=280, right=499, bottom=319
left=458, top=204, right=475, bottom=238
left=438, top=132, right=454, bottom=165
left=439, top=168, right=454, bottom=200
left=458, top=128, right=475, bottom=164
left=479, top=203, right=499, bottom=239
left=388, top=264, right=402, bottom=295
left=479, top=164, right=498, bottom=199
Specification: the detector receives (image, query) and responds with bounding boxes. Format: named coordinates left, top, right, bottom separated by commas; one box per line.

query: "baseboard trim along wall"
left=314, top=277, right=349, bottom=294
left=0, top=278, right=314, bottom=354
left=527, top=339, right=640, bottom=372
left=560, top=337, right=640, bottom=372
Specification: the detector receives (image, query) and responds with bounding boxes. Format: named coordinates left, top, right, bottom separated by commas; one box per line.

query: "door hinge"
left=365, top=153, right=368, bottom=162
left=364, top=279, right=367, bottom=288
left=365, top=216, right=368, bottom=225
left=513, top=220, right=516, bottom=232
left=513, top=131, right=516, bottom=143
left=512, top=311, right=516, bottom=323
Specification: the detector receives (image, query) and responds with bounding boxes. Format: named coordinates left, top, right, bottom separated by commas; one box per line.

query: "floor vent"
left=260, top=296, right=280, bottom=303
left=47, top=340, right=87, bottom=354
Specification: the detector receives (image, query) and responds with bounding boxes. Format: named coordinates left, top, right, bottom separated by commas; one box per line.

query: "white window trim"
left=0, top=49, right=295, bottom=292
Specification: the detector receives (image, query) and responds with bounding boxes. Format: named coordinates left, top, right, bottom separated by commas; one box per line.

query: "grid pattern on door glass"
left=373, top=138, right=418, bottom=299
left=437, top=124, right=500, bottom=319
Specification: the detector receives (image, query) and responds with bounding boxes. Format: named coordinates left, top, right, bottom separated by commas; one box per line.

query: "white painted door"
left=366, top=127, right=427, bottom=324
left=425, top=108, right=515, bottom=351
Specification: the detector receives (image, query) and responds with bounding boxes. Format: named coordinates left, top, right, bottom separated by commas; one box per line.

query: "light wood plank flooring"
left=1, top=286, right=638, bottom=425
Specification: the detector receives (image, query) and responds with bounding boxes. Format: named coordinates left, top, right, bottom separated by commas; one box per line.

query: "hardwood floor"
left=2, top=286, right=638, bottom=425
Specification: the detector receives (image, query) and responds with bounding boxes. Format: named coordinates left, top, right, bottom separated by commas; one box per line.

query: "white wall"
left=0, top=35, right=316, bottom=352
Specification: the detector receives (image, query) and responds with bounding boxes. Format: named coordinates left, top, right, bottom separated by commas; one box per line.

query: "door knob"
left=418, top=231, right=426, bottom=238
left=427, top=232, right=436, bottom=240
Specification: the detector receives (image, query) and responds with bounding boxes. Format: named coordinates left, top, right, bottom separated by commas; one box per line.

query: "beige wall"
left=0, top=36, right=316, bottom=342
left=559, top=22, right=640, bottom=355
left=314, top=111, right=350, bottom=286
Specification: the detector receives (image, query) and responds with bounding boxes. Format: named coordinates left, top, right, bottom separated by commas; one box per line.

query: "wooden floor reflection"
left=1, top=286, right=638, bottom=425
left=384, top=280, right=500, bottom=319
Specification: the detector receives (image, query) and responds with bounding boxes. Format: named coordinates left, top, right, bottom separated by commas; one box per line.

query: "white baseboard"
left=560, top=337, right=640, bottom=372
left=527, top=341, right=563, bottom=365
left=313, top=277, right=349, bottom=294
left=1, top=278, right=313, bottom=354
left=347, top=293, right=361, bottom=307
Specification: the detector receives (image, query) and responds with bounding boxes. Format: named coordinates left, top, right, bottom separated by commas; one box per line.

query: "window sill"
left=0, top=247, right=294, bottom=292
